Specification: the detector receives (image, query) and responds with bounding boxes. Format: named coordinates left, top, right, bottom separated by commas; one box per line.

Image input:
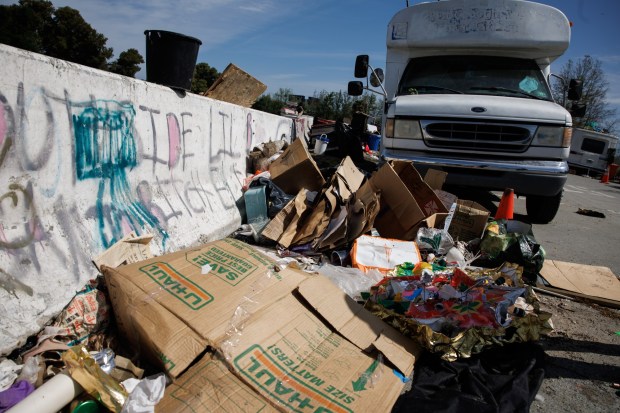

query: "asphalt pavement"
left=447, top=173, right=620, bottom=277
left=445, top=173, right=620, bottom=412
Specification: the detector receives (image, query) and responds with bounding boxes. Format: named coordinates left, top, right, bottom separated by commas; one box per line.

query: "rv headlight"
left=532, top=126, right=571, bottom=147
left=386, top=118, right=423, bottom=140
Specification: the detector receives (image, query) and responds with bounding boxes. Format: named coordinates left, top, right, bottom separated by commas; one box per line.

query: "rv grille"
left=423, top=121, right=533, bottom=152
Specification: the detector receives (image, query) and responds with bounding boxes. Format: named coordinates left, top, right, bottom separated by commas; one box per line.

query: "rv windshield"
left=398, top=56, right=553, bottom=101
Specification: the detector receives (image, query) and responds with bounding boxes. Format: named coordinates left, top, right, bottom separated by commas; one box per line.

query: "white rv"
left=568, top=128, right=618, bottom=175
left=349, top=0, right=584, bottom=223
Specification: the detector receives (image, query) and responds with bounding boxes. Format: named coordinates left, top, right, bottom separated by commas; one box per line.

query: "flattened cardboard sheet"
left=105, top=240, right=420, bottom=412
left=540, top=260, right=620, bottom=305
left=203, top=63, right=267, bottom=108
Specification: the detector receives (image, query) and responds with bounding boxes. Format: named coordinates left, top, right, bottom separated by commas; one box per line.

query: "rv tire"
left=526, top=191, right=562, bottom=224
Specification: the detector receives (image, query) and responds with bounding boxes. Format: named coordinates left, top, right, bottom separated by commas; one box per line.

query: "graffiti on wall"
left=0, top=77, right=292, bottom=297
left=72, top=100, right=170, bottom=249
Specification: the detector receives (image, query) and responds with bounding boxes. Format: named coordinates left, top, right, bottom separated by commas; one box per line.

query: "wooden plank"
left=203, top=63, right=267, bottom=107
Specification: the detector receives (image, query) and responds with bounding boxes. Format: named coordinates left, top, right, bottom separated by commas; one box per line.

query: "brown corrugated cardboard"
left=93, top=231, right=153, bottom=271
left=297, top=276, right=419, bottom=377
left=262, top=157, right=372, bottom=251
left=423, top=168, right=447, bottom=190
left=539, top=260, right=620, bottom=307
left=435, top=189, right=458, bottom=210
left=371, top=161, right=448, bottom=240
left=156, top=354, right=279, bottom=413
left=103, top=238, right=307, bottom=378
left=105, top=239, right=420, bottom=412
left=261, top=189, right=312, bottom=248
left=418, top=213, right=448, bottom=230
left=269, top=138, right=325, bottom=194
left=203, top=63, right=267, bottom=108
left=391, top=161, right=447, bottom=217
left=448, top=200, right=490, bottom=241
left=225, top=276, right=419, bottom=413
left=291, top=157, right=365, bottom=247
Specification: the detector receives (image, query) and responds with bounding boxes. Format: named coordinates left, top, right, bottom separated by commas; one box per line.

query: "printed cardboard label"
left=186, top=245, right=260, bottom=286
left=225, top=290, right=409, bottom=413
left=234, top=344, right=356, bottom=413
left=139, top=262, right=214, bottom=310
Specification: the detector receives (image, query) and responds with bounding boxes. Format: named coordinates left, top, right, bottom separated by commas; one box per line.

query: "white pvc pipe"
left=6, top=373, right=84, bottom=413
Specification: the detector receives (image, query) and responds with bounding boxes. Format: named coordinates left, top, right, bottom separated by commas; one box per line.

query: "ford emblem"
left=471, top=107, right=486, bottom=113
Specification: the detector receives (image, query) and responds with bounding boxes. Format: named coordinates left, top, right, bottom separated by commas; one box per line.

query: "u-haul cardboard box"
left=103, top=238, right=307, bottom=378
left=223, top=275, right=419, bottom=413
left=156, top=354, right=279, bottom=412
left=104, top=239, right=420, bottom=412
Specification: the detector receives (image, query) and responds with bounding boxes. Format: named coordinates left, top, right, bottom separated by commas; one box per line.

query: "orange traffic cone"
left=600, top=167, right=609, bottom=184
left=495, top=188, right=514, bottom=220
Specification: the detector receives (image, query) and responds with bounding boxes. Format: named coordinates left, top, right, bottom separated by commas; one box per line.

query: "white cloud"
left=19, top=0, right=306, bottom=60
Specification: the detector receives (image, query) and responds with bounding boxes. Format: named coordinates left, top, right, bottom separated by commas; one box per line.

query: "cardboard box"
left=103, top=238, right=307, bottom=378
left=423, top=169, right=447, bottom=191
left=434, top=189, right=458, bottom=210
left=105, top=239, right=420, bottom=412
left=269, top=138, right=325, bottom=195
left=447, top=200, right=490, bottom=242
left=370, top=161, right=448, bottom=240
left=156, top=354, right=279, bottom=412
left=224, top=275, right=419, bottom=413
left=418, top=213, right=448, bottom=231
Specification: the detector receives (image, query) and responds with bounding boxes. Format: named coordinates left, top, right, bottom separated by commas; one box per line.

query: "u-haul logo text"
left=187, top=246, right=258, bottom=286
left=235, top=345, right=355, bottom=413
left=140, top=262, right=213, bottom=310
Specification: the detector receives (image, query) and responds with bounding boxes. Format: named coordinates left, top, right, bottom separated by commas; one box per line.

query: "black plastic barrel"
left=144, top=30, right=202, bottom=91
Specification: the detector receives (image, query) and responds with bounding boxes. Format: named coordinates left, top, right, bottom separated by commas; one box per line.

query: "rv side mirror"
left=354, top=55, right=369, bottom=78
left=348, top=81, right=364, bottom=96
left=567, top=79, right=583, bottom=101
left=570, top=102, right=587, bottom=118
left=370, top=68, right=384, bottom=87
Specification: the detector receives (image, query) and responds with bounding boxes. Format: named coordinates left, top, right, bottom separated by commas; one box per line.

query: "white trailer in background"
left=349, top=0, right=585, bottom=223
left=568, top=128, right=619, bottom=176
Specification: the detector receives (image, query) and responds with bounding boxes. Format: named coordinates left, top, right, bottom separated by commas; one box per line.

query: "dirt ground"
left=530, top=293, right=620, bottom=412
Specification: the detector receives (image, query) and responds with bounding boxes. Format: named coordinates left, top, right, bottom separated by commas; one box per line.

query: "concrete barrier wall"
left=0, top=44, right=294, bottom=354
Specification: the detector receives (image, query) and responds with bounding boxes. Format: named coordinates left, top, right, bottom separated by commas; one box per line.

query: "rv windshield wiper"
left=469, top=86, right=547, bottom=100
left=403, top=85, right=464, bottom=94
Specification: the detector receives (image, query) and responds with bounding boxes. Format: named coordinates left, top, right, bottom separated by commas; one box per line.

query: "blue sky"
left=3, top=0, right=619, bottom=123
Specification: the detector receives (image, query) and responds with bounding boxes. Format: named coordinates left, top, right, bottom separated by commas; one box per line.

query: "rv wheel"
left=526, top=191, right=563, bottom=224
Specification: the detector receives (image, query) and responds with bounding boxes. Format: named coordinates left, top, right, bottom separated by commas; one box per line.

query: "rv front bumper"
left=383, top=150, right=568, bottom=196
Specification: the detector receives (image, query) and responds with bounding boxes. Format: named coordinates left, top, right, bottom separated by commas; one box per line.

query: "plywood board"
left=203, top=63, right=267, bottom=107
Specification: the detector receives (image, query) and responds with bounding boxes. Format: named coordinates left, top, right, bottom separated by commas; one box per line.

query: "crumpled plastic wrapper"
left=62, top=345, right=128, bottom=412
left=364, top=263, right=553, bottom=361
left=120, top=373, right=167, bottom=413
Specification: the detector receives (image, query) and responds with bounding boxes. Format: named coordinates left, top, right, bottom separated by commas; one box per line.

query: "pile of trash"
left=0, top=277, right=164, bottom=413
left=1, top=138, right=555, bottom=412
